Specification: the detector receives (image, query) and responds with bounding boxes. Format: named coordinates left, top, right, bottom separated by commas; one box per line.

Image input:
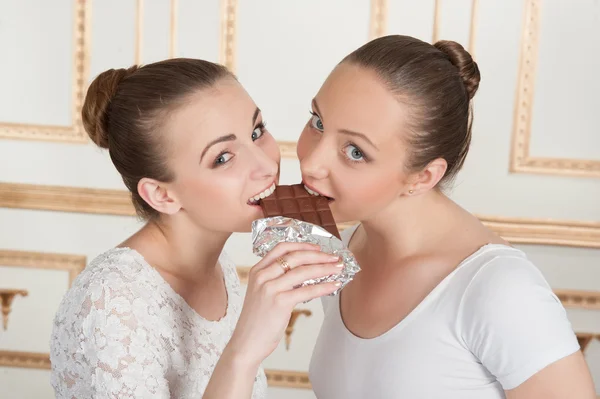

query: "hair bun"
left=434, top=40, right=480, bottom=100
left=81, top=66, right=139, bottom=148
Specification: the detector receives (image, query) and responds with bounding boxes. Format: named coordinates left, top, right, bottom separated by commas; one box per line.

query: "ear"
left=137, top=178, right=181, bottom=215
left=406, top=158, right=447, bottom=195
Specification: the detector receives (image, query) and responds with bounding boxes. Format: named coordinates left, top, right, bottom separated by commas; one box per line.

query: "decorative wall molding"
left=432, top=0, right=441, bottom=43
left=577, top=333, right=600, bottom=353
left=134, top=0, right=179, bottom=63
left=468, top=0, right=479, bottom=57
left=510, top=0, right=600, bottom=178
left=0, top=250, right=86, bottom=369
left=219, top=0, right=237, bottom=72
left=478, top=215, right=600, bottom=249
left=0, top=0, right=231, bottom=142
left=286, top=309, right=312, bottom=350
left=0, top=350, right=313, bottom=390
left=169, top=0, right=178, bottom=58
left=135, top=0, right=144, bottom=64
left=219, top=0, right=388, bottom=71
left=0, top=289, right=28, bottom=330
left=0, top=0, right=90, bottom=143
left=278, top=141, right=297, bottom=159
left=237, top=268, right=600, bottom=312
left=0, top=351, right=51, bottom=370
left=0, top=250, right=86, bottom=287
left=1, top=182, right=599, bottom=250
left=0, top=182, right=135, bottom=217
left=369, top=0, right=388, bottom=40
left=555, top=289, right=600, bottom=311
left=236, top=266, right=251, bottom=284
left=342, top=217, right=600, bottom=249
left=381, top=0, right=479, bottom=54
left=265, top=369, right=311, bottom=389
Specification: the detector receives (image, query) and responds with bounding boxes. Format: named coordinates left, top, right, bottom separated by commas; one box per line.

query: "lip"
left=302, top=181, right=334, bottom=200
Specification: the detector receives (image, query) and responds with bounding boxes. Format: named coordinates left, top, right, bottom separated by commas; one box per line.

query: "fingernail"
left=334, top=282, right=342, bottom=287
left=329, top=255, right=340, bottom=261
left=335, top=262, right=344, bottom=268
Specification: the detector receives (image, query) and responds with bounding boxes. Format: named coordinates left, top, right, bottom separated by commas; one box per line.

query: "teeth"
left=304, top=185, right=321, bottom=196
left=248, top=183, right=276, bottom=204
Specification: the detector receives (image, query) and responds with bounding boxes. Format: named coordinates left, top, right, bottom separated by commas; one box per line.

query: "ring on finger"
left=276, top=257, right=291, bottom=273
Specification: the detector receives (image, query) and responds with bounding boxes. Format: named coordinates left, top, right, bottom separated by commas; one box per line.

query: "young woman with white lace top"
left=49, top=58, right=342, bottom=398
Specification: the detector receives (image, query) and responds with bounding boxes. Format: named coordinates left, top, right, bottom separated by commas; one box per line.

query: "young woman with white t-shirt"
left=297, top=35, right=596, bottom=398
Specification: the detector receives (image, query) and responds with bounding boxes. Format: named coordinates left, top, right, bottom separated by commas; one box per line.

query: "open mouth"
left=303, top=184, right=335, bottom=202
left=247, top=183, right=276, bottom=205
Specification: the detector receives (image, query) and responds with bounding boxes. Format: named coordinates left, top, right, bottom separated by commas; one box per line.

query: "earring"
left=408, top=190, right=414, bottom=194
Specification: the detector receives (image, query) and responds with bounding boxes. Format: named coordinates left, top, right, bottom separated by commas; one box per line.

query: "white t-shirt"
left=309, top=225, right=580, bottom=399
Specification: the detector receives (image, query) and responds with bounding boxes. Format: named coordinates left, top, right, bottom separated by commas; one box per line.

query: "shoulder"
left=460, top=245, right=553, bottom=309
left=456, top=245, right=577, bottom=348
left=68, top=248, right=155, bottom=299
left=456, top=246, right=580, bottom=389
left=53, top=248, right=163, bottom=333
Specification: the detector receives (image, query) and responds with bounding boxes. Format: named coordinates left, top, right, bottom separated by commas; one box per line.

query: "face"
left=163, top=78, right=280, bottom=232
left=297, top=63, right=413, bottom=223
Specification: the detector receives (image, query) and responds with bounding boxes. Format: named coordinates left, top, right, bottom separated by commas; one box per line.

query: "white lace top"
left=49, top=247, right=267, bottom=398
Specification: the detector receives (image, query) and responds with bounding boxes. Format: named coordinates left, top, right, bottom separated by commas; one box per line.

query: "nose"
left=299, top=137, right=330, bottom=181
left=248, top=145, right=279, bottom=181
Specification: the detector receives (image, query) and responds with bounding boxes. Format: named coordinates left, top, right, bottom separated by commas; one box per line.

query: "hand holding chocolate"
left=251, top=184, right=360, bottom=295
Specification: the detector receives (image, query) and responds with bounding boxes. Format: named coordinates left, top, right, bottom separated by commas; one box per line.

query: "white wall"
left=0, top=0, right=598, bottom=397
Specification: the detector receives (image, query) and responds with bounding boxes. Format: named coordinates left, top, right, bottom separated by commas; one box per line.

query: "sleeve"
left=458, top=256, right=580, bottom=390
left=53, top=276, right=171, bottom=398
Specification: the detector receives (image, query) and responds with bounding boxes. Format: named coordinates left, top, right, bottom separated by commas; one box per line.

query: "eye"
left=310, top=112, right=324, bottom=132
left=343, top=144, right=365, bottom=162
left=252, top=122, right=266, bottom=141
left=214, top=152, right=234, bottom=166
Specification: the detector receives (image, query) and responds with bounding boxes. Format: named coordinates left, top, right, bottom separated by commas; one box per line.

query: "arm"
left=460, top=257, right=596, bottom=398
left=203, top=242, right=342, bottom=398
left=506, top=350, right=596, bottom=399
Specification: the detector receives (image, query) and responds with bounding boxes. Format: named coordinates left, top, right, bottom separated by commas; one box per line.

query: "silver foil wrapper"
left=251, top=216, right=360, bottom=296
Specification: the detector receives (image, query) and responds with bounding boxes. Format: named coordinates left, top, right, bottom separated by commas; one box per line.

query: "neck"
left=128, top=215, right=232, bottom=282
left=358, top=190, right=460, bottom=261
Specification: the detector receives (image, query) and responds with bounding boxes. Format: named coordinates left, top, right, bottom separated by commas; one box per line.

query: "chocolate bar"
left=259, top=184, right=340, bottom=239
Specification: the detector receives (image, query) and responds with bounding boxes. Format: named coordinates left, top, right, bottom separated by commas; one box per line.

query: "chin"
left=329, top=202, right=354, bottom=224
left=231, top=219, right=258, bottom=233
left=229, top=206, right=264, bottom=233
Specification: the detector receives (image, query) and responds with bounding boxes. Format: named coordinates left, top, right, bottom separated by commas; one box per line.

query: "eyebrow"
left=311, top=99, right=323, bottom=123
left=200, top=134, right=237, bottom=161
left=199, top=107, right=261, bottom=162
left=339, top=129, right=378, bottom=151
left=311, top=98, right=379, bottom=151
left=252, top=107, right=261, bottom=125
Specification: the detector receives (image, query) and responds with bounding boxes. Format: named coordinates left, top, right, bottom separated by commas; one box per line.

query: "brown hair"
left=82, top=58, right=232, bottom=218
left=342, top=35, right=481, bottom=185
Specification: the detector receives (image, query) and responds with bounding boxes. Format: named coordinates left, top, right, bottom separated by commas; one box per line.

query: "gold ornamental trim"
left=0, top=250, right=86, bottom=369
left=265, top=369, right=311, bottom=389
left=510, top=0, right=600, bottom=178
left=0, top=250, right=86, bottom=286
left=0, top=0, right=90, bottom=143
left=219, top=0, right=237, bottom=71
